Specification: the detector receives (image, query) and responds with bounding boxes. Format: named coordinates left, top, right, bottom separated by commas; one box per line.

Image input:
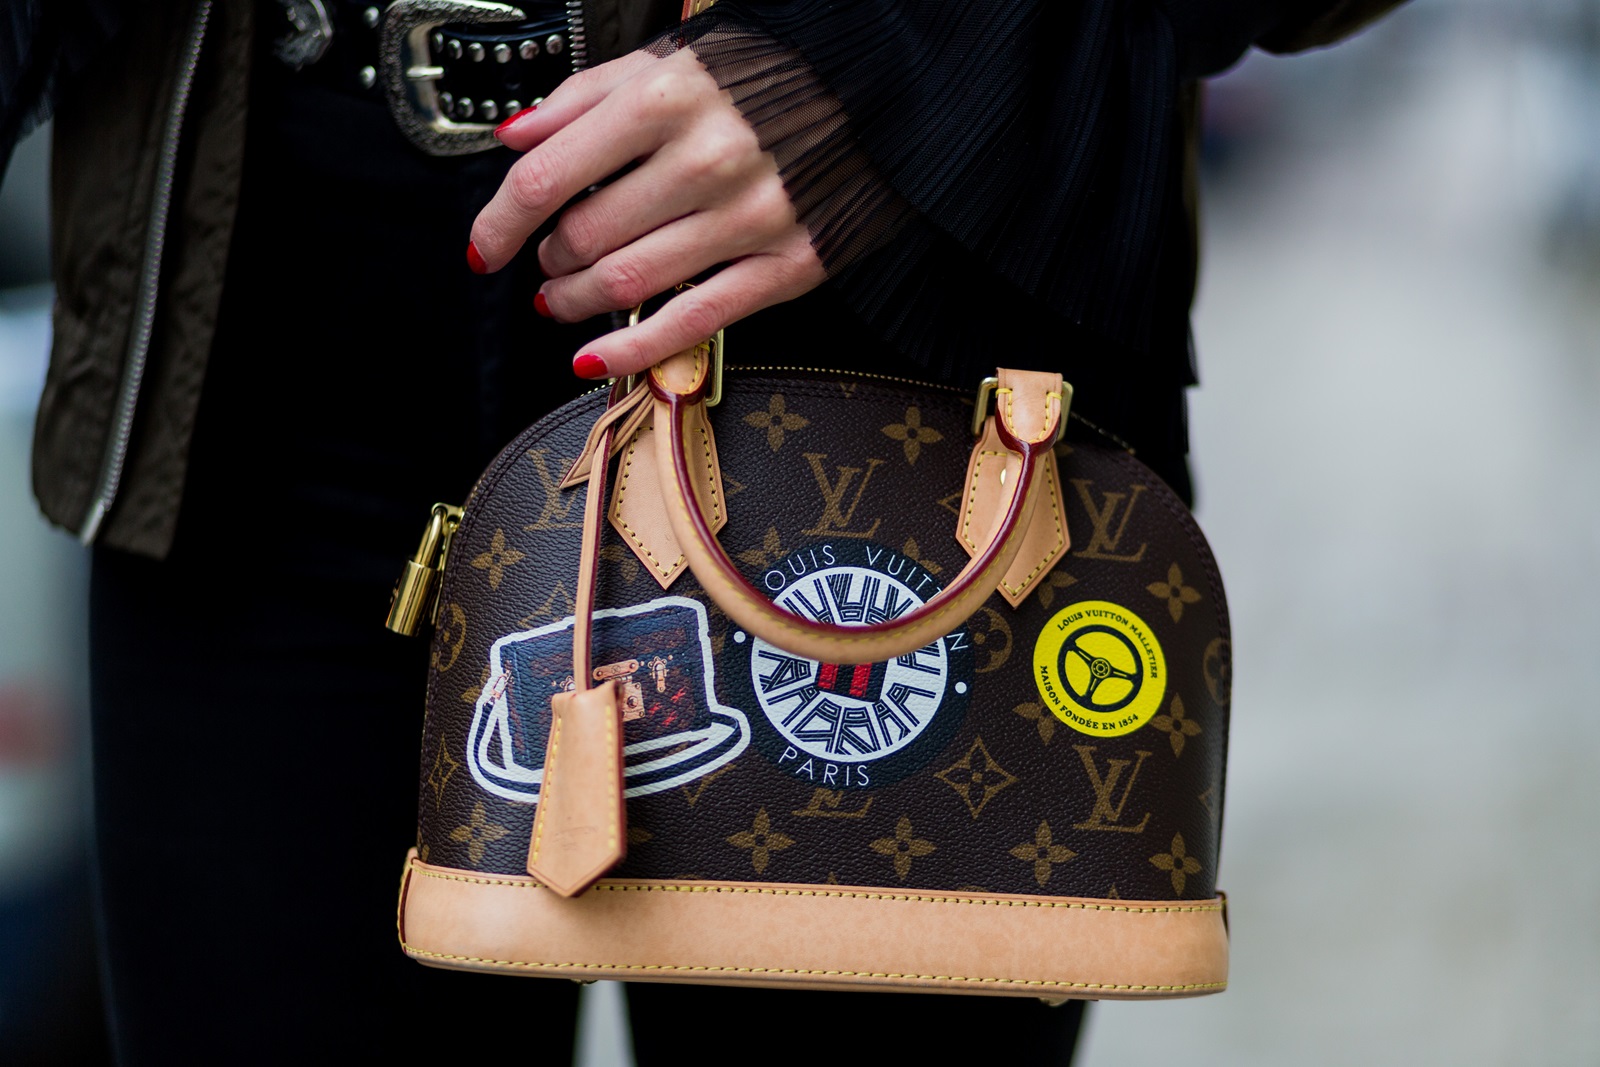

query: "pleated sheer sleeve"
left=650, top=0, right=1402, bottom=382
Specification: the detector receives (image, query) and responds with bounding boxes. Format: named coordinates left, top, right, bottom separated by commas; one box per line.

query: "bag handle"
left=646, top=353, right=1065, bottom=663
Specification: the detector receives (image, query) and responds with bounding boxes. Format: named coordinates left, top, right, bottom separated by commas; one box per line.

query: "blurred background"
left=0, top=0, right=1596, bottom=1061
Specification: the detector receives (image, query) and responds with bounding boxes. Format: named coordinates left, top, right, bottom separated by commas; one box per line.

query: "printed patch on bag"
left=1032, top=600, right=1166, bottom=737
left=724, top=542, right=973, bottom=788
left=466, top=597, right=750, bottom=803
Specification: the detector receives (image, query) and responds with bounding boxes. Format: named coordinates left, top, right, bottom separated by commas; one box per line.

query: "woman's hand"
left=468, top=49, right=826, bottom=380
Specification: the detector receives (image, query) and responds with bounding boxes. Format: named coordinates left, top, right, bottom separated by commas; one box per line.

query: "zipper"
left=79, top=0, right=214, bottom=544
left=727, top=364, right=965, bottom=394
left=725, top=364, right=1128, bottom=448
left=565, top=0, right=588, bottom=71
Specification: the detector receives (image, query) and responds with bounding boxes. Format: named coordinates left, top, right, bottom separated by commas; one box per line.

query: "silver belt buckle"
left=378, top=0, right=529, bottom=156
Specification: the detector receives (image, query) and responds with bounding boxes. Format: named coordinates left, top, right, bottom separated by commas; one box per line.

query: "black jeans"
left=84, top=49, right=1088, bottom=1065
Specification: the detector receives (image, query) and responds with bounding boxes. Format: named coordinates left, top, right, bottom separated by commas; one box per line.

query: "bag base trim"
left=397, top=851, right=1228, bottom=999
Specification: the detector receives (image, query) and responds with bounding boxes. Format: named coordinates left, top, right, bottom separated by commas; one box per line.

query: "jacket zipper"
left=565, top=0, right=588, bottom=71
left=78, top=0, right=213, bottom=544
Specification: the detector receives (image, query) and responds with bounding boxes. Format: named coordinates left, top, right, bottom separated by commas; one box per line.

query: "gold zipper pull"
left=385, top=503, right=463, bottom=636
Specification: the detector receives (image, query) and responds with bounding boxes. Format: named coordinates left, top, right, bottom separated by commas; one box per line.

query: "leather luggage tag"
left=526, top=679, right=626, bottom=897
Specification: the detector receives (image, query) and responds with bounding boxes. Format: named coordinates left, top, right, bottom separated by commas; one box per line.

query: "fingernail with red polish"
left=573, top=353, right=608, bottom=379
left=493, top=105, right=537, bottom=139
left=534, top=292, right=552, bottom=318
left=466, top=241, right=488, bottom=275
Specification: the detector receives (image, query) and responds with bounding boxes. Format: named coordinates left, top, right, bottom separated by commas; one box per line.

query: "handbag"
left=387, top=339, right=1231, bottom=1000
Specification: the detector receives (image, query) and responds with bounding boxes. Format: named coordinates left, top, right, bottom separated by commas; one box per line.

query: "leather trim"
left=648, top=343, right=711, bottom=399
left=609, top=406, right=726, bottom=590
left=957, top=420, right=1070, bottom=608
left=559, top=385, right=651, bottom=489
left=398, top=851, right=1228, bottom=999
left=525, top=681, right=626, bottom=895
left=996, top=368, right=1065, bottom=446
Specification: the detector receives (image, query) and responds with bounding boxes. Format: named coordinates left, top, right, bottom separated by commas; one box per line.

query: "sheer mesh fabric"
left=648, top=26, right=916, bottom=272
left=651, top=0, right=1194, bottom=384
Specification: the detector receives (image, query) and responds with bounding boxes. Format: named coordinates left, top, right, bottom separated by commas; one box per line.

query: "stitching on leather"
left=958, top=448, right=1008, bottom=549
left=528, top=702, right=563, bottom=866
left=399, top=944, right=1225, bottom=992
left=603, top=687, right=618, bottom=859
left=648, top=344, right=707, bottom=397
left=614, top=416, right=719, bottom=583
left=998, top=385, right=1063, bottom=446
left=570, top=391, right=647, bottom=484
left=1000, top=456, right=1065, bottom=597
left=614, top=436, right=682, bottom=579
left=408, top=868, right=1222, bottom=913
left=694, top=418, right=722, bottom=526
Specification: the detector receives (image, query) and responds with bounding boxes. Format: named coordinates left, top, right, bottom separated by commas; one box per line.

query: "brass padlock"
left=385, top=503, right=463, bottom=636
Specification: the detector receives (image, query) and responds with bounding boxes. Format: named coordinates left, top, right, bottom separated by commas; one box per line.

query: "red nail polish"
left=573, top=353, right=608, bottom=379
left=466, top=241, right=488, bottom=275
left=493, top=105, right=537, bottom=139
left=534, top=292, right=552, bottom=318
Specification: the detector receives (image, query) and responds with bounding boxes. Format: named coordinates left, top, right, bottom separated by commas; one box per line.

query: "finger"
left=469, top=90, right=671, bottom=273
left=470, top=56, right=718, bottom=272
left=541, top=214, right=734, bottom=323
left=541, top=171, right=797, bottom=316
left=569, top=241, right=825, bottom=380
left=536, top=169, right=694, bottom=283
left=491, top=51, right=658, bottom=152
left=537, top=107, right=771, bottom=278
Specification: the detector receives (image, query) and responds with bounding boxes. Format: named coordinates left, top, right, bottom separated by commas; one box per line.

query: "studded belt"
left=270, top=0, right=582, bottom=155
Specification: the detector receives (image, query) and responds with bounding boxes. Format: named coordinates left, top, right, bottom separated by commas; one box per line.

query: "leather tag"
left=526, top=680, right=626, bottom=897
left=610, top=406, right=726, bottom=590
left=956, top=418, right=1070, bottom=608
left=559, top=387, right=652, bottom=490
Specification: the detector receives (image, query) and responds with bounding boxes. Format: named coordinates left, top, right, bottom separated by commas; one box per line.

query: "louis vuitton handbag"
left=387, top=336, right=1231, bottom=999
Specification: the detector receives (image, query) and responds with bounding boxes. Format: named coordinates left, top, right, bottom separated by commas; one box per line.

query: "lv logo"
left=1071, top=745, right=1152, bottom=833
left=802, top=453, right=885, bottom=539
left=1069, top=479, right=1148, bottom=562
left=523, top=449, right=583, bottom=531
left=792, top=788, right=874, bottom=819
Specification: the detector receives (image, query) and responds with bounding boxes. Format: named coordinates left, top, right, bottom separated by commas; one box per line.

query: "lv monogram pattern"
left=416, top=375, right=1230, bottom=900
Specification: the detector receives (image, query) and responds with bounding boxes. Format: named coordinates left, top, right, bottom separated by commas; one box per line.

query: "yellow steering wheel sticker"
left=1032, top=600, right=1166, bottom=737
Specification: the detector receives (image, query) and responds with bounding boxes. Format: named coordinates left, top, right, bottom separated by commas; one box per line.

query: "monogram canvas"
left=416, top=372, right=1230, bottom=903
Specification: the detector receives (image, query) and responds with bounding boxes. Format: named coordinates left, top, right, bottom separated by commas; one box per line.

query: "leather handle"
left=647, top=362, right=1063, bottom=663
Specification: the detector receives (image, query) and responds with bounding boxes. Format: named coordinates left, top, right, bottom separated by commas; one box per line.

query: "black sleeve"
left=0, top=0, right=133, bottom=175
left=1163, top=0, right=1409, bottom=77
left=651, top=0, right=1404, bottom=380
